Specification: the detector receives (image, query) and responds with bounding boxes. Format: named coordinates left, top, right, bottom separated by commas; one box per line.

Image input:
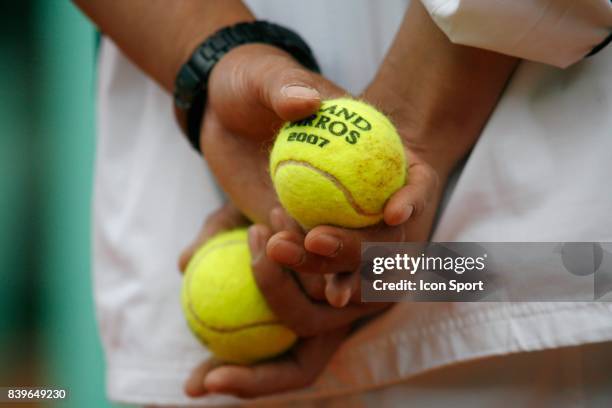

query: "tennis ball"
left=181, top=229, right=296, bottom=364
left=270, top=97, right=406, bottom=229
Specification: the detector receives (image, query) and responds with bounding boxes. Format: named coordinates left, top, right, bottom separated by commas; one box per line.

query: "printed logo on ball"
left=283, top=103, right=373, bottom=146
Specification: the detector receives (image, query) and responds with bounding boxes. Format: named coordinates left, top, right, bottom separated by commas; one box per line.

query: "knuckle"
left=278, top=67, right=311, bottom=85
left=228, top=59, right=250, bottom=94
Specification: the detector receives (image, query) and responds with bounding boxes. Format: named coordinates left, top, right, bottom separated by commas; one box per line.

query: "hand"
left=266, top=117, right=444, bottom=307
left=179, top=207, right=377, bottom=398
left=185, top=326, right=349, bottom=399
left=184, top=224, right=385, bottom=398
left=200, top=44, right=346, bottom=223
left=178, top=201, right=249, bottom=272
left=179, top=203, right=328, bottom=303
left=267, top=0, right=518, bottom=307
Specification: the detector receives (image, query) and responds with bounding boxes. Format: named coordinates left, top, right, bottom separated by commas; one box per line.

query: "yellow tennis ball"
left=181, top=229, right=296, bottom=364
left=270, top=97, right=406, bottom=229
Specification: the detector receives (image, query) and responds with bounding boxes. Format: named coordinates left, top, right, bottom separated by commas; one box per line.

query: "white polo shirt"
left=93, top=0, right=612, bottom=405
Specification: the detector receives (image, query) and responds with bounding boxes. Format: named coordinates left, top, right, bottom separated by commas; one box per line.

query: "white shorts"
left=147, top=340, right=612, bottom=407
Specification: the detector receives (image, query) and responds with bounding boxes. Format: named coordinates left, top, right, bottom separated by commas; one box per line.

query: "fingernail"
left=336, top=287, right=352, bottom=308
left=281, top=84, right=320, bottom=100
left=313, top=234, right=342, bottom=257
left=327, top=286, right=352, bottom=308
left=401, top=205, right=415, bottom=222
left=270, top=239, right=305, bottom=266
left=325, top=274, right=352, bottom=308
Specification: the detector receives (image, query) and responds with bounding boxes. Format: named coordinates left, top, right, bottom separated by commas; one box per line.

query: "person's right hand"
left=264, top=88, right=446, bottom=308
left=200, top=44, right=346, bottom=224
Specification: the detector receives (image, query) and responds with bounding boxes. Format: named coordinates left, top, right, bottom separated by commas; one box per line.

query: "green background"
left=0, top=1, right=117, bottom=406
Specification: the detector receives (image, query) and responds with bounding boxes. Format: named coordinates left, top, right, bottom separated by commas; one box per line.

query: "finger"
left=383, top=161, right=439, bottom=226
left=266, top=230, right=305, bottom=268
left=266, top=231, right=326, bottom=300
left=267, top=74, right=322, bottom=122
left=266, top=230, right=337, bottom=274
left=184, top=358, right=224, bottom=397
left=210, top=44, right=346, bottom=140
left=268, top=224, right=405, bottom=275
left=324, top=272, right=357, bottom=308
left=269, top=206, right=302, bottom=234
left=249, top=225, right=383, bottom=336
left=203, top=328, right=349, bottom=398
left=266, top=212, right=327, bottom=299
left=178, top=203, right=248, bottom=272
left=296, top=273, right=327, bottom=301
left=262, top=67, right=346, bottom=122
left=266, top=227, right=359, bottom=275
left=303, top=224, right=405, bottom=269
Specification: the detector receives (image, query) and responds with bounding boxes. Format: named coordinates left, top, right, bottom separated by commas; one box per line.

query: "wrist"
left=407, top=140, right=460, bottom=184
left=174, top=21, right=320, bottom=152
left=172, top=11, right=255, bottom=90
left=362, top=84, right=464, bottom=182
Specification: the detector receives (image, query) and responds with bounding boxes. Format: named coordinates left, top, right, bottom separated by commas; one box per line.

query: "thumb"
left=209, top=44, right=346, bottom=140
left=266, top=70, right=323, bottom=122
left=258, top=62, right=347, bottom=122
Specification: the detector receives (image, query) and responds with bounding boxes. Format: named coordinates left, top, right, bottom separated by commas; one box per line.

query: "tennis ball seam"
left=186, top=239, right=245, bottom=280
left=185, top=238, right=283, bottom=333
left=273, top=159, right=382, bottom=217
left=185, top=303, right=283, bottom=333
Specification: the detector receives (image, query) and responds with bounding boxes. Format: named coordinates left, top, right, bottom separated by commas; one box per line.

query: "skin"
left=181, top=2, right=518, bottom=399
left=73, top=0, right=255, bottom=93
left=198, top=43, right=347, bottom=222
left=75, top=0, right=519, bottom=400
left=267, top=0, right=519, bottom=305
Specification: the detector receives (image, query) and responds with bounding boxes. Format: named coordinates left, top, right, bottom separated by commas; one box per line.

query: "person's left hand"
left=183, top=224, right=387, bottom=398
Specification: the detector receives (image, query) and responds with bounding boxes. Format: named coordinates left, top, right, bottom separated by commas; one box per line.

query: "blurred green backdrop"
left=0, top=1, right=116, bottom=407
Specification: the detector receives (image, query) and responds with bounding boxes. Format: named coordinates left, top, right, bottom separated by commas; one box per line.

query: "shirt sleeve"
left=420, top=0, right=612, bottom=68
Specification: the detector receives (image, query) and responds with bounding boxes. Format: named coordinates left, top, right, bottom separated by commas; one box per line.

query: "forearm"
left=366, top=0, right=519, bottom=179
left=73, top=0, right=254, bottom=92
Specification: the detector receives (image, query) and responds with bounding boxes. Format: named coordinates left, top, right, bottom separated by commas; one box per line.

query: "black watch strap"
left=586, top=31, right=612, bottom=58
left=174, top=21, right=320, bottom=153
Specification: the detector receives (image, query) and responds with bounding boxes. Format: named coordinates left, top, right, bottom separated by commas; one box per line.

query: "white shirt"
left=93, top=0, right=612, bottom=405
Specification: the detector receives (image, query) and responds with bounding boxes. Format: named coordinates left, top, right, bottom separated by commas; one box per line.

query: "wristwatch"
left=173, top=21, right=320, bottom=153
